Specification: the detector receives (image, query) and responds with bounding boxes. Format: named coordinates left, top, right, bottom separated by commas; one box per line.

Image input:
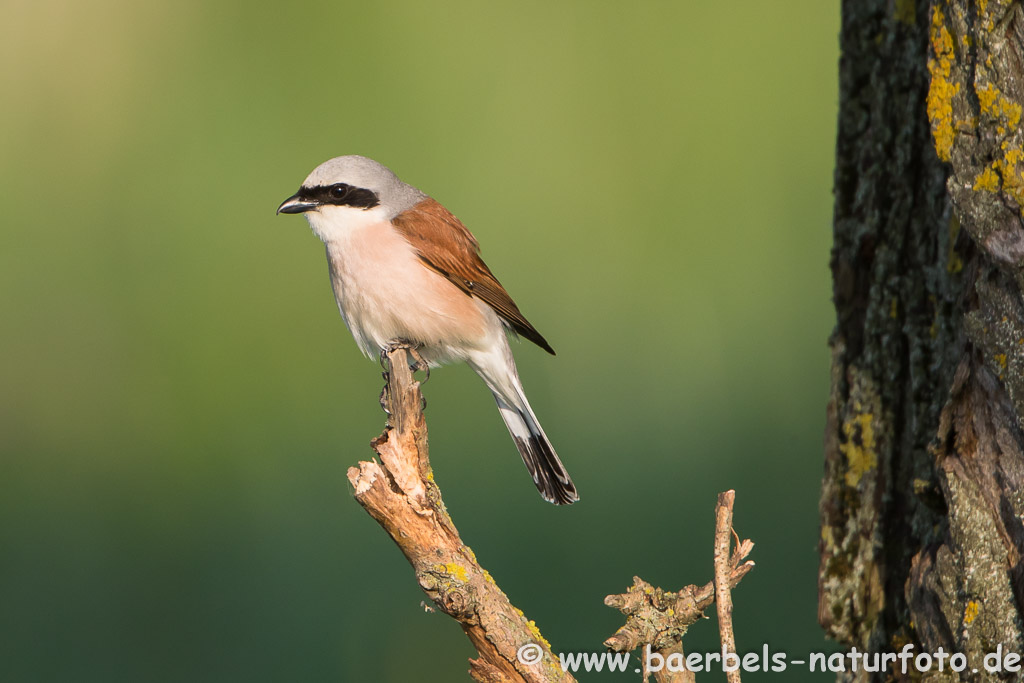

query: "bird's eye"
left=330, top=184, right=349, bottom=199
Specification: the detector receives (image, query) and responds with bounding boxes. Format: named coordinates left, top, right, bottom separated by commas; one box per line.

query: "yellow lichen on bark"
left=436, top=562, right=469, bottom=582
left=977, top=83, right=1023, bottom=136
left=841, top=409, right=877, bottom=488
left=972, top=146, right=1024, bottom=212
left=926, top=6, right=960, bottom=162
left=964, top=600, right=979, bottom=625
left=1000, top=147, right=1024, bottom=213
left=969, top=50, right=1024, bottom=211
left=977, top=0, right=996, bottom=32
left=973, top=165, right=1000, bottom=192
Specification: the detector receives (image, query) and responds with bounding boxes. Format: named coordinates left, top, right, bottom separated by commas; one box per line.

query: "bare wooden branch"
left=605, top=493, right=754, bottom=682
left=645, top=642, right=695, bottom=683
left=347, top=347, right=574, bottom=683
left=351, top=353, right=757, bottom=681
left=713, top=490, right=741, bottom=683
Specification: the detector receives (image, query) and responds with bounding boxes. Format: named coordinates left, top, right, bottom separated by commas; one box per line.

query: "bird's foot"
left=378, top=340, right=429, bottom=416
left=380, top=338, right=417, bottom=368
left=380, top=339, right=430, bottom=380
left=408, top=347, right=430, bottom=384
left=383, top=338, right=420, bottom=354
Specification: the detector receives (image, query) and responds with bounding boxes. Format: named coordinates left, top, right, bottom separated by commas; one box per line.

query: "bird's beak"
left=276, top=193, right=318, bottom=215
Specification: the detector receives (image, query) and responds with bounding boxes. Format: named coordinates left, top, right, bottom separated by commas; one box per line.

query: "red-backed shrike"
left=278, top=156, right=578, bottom=505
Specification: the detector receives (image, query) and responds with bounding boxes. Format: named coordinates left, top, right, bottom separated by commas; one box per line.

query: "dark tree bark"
left=821, top=0, right=1024, bottom=680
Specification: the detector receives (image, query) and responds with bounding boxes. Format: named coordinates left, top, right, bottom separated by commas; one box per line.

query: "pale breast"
left=323, top=218, right=496, bottom=361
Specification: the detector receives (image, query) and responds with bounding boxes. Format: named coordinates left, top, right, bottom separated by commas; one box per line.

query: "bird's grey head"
left=276, top=155, right=426, bottom=220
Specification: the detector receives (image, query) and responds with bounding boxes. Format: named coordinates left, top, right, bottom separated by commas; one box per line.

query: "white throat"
left=305, top=205, right=390, bottom=244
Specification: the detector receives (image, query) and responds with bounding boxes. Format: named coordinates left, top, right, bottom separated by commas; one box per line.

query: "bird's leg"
left=379, top=339, right=427, bottom=416
left=379, top=343, right=411, bottom=416
left=383, top=338, right=419, bottom=355
left=407, top=346, right=430, bottom=384
left=406, top=347, right=429, bottom=412
left=382, top=339, right=429, bottom=376
left=380, top=339, right=430, bottom=414
left=378, top=347, right=392, bottom=416
left=397, top=345, right=429, bottom=417
left=383, top=338, right=416, bottom=351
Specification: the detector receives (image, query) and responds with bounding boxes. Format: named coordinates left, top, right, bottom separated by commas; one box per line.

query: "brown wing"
left=392, top=198, right=555, bottom=355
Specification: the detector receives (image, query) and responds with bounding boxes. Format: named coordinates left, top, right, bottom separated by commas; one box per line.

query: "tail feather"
left=495, top=396, right=578, bottom=505
left=468, top=342, right=578, bottom=505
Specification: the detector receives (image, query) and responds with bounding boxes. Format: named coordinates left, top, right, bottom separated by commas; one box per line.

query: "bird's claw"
left=408, top=347, right=430, bottom=384
left=379, top=339, right=430, bottom=382
left=378, top=340, right=428, bottom=417
left=383, top=338, right=419, bottom=354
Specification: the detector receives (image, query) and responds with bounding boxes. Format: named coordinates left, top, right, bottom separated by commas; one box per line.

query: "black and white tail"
left=468, top=343, right=578, bottom=505
left=493, top=392, right=578, bottom=504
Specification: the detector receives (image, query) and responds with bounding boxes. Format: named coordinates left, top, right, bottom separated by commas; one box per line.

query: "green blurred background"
left=1, top=1, right=838, bottom=680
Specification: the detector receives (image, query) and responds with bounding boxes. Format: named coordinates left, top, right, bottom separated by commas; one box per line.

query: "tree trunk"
left=820, top=0, right=1024, bottom=680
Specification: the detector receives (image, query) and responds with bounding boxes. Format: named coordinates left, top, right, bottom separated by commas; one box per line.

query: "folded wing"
left=392, top=198, right=555, bottom=355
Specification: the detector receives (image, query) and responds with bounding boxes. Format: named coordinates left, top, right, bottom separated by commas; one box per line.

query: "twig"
left=347, top=347, right=574, bottom=683
left=653, top=642, right=695, bottom=683
left=349, top=350, right=756, bottom=681
left=714, top=490, right=741, bottom=683
left=605, top=492, right=755, bottom=682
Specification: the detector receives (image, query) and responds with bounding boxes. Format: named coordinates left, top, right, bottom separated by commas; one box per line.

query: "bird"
left=277, top=155, right=578, bottom=505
